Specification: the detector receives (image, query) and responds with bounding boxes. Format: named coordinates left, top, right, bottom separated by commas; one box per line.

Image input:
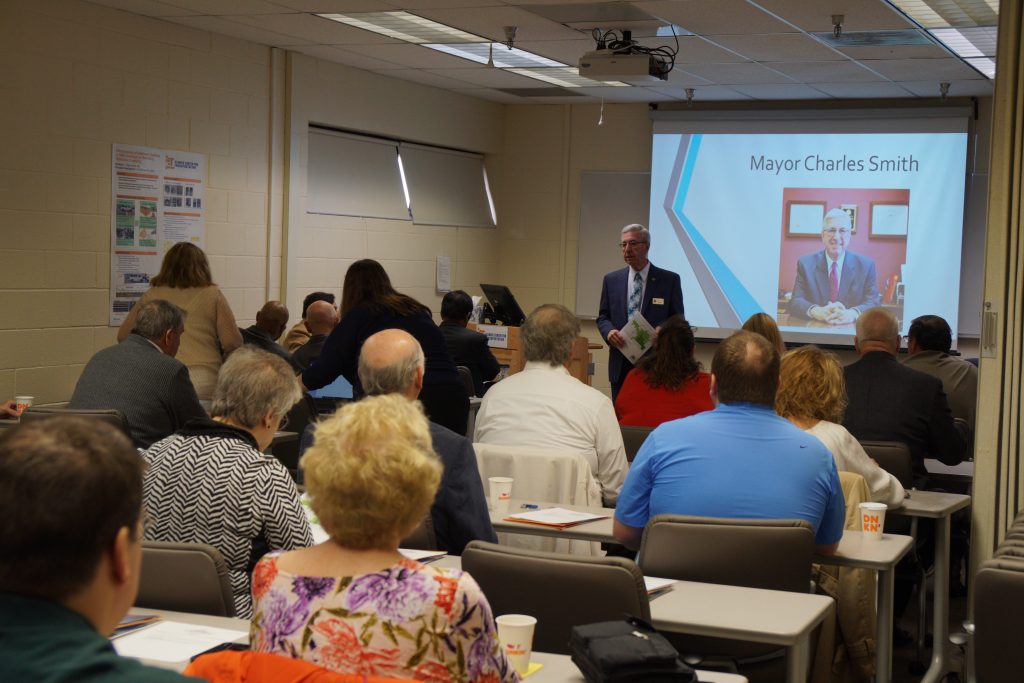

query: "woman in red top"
left=615, top=315, right=713, bottom=427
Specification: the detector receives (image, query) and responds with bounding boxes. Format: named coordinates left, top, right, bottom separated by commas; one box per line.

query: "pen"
left=520, top=503, right=539, bottom=509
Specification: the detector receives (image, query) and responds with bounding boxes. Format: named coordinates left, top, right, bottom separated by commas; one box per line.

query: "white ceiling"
left=87, top=0, right=994, bottom=104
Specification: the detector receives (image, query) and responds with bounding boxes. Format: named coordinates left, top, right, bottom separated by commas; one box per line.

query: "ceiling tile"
left=424, top=66, right=561, bottom=87
left=161, top=0, right=288, bottom=14
left=768, top=59, right=887, bottom=83
left=166, top=15, right=314, bottom=45
left=269, top=0, right=395, bottom=10
left=370, top=67, right=489, bottom=88
left=729, top=82, right=832, bottom=99
left=414, top=6, right=583, bottom=42
left=898, top=79, right=994, bottom=97
left=635, top=0, right=798, bottom=35
left=637, top=36, right=750, bottom=64
left=513, top=39, right=598, bottom=65
left=230, top=12, right=400, bottom=43
left=709, top=33, right=845, bottom=62
left=839, top=44, right=952, bottom=60
left=862, top=57, right=985, bottom=81
left=813, top=81, right=916, bottom=98
left=86, top=0, right=197, bottom=17
left=650, top=84, right=753, bottom=101
left=383, top=0, right=503, bottom=8
left=293, top=44, right=405, bottom=69
left=463, top=88, right=531, bottom=103
left=751, top=0, right=916, bottom=32
left=568, top=85, right=652, bottom=101
left=343, top=42, right=489, bottom=67
left=679, top=61, right=798, bottom=85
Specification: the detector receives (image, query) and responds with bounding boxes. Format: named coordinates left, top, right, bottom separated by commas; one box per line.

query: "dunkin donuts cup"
left=859, top=502, right=887, bottom=541
left=489, top=477, right=513, bottom=514
left=14, top=396, right=33, bottom=416
left=496, top=614, right=536, bottom=676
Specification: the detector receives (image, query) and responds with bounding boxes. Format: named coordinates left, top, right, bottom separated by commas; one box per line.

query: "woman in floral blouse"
left=250, top=394, right=517, bottom=683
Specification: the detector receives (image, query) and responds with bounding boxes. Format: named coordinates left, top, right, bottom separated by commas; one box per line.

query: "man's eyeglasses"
left=823, top=228, right=851, bottom=236
left=619, top=240, right=648, bottom=249
left=277, top=414, right=289, bottom=430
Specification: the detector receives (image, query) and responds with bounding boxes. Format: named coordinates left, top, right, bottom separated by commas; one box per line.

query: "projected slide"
left=649, top=132, right=968, bottom=344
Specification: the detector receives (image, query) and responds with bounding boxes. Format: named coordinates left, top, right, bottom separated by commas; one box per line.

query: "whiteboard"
left=575, top=172, right=651, bottom=318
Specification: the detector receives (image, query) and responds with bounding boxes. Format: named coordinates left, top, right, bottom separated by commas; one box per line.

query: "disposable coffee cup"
left=14, top=396, right=33, bottom=416
left=489, top=477, right=513, bottom=514
left=859, top=502, right=887, bottom=540
left=496, top=614, right=536, bottom=676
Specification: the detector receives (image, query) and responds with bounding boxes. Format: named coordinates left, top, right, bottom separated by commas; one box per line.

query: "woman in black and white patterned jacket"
left=141, top=346, right=314, bottom=618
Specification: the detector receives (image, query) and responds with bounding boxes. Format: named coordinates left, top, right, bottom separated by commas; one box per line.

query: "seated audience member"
left=0, top=400, right=17, bottom=418
left=240, top=300, right=301, bottom=371
left=292, top=300, right=339, bottom=371
left=250, top=395, right=516, bottom=682
left=358, top=328, right=496, bottom=554
left=439, top=289, right=501, bottom=396
left=842, top=307, right=965, bottom=479
left=0, top=418, right=191, bottom=682
left=283, top=291, right=335, bottom=352
left=475, top=304, right=629, bottom=506
left=613, top=331, right=845, bottom=553
left=742, top=311, right=787, bottom=357
left=142, top=347, right=313, bottom=618
left=903, top=314, right=978, bottom=433
left=776, top=346, right=905, bottom=506
left=615, top=315, right=712, bottom=427
left=69, top=299, right=206, bottom=448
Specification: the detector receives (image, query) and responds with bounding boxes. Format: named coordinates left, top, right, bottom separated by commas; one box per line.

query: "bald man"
left=842, top=307, right=966, bottom=480
left=357, top=329, right=496, bottom=555
left=293, top=301, right=339, bottom=371
left=240, top=301, right=301, bottom=372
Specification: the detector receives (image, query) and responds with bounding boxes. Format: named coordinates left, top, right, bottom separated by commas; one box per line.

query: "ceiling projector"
left=578, top=50, right=669, bottom=84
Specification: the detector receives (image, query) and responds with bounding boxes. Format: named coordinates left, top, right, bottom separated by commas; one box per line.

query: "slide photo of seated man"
left=782, top=199, right=905, bottom=329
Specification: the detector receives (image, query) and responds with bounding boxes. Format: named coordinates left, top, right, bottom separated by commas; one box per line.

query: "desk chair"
left=619, top=425, right=653, bottom=463
left=973, top=556, right=1024, bottom=683
left=137, top=541, right=235, bottom=617
left=268, top=392, right=318, bottom=481
left=456, top=365, right=475, bottom=398
left=461, top=540, right=650, bottom=655
left=19, top=406, right=131, bottom=438
left=400, top=515, right=437, bottom=551
left=638, top=515, right=814, bottom=679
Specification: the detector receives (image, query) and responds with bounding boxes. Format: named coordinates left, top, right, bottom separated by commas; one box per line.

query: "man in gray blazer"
left=69, top=300, right=206, bottom=448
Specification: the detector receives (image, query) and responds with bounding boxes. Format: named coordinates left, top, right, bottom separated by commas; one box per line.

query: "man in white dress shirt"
left=474, top=304, right=628, bottom=506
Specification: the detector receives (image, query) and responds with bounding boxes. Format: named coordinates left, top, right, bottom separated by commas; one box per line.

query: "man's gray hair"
left=131, top=299, right=185, bottom=341
left=522, top=304, right=581, bottom=366
left=855, top=306, right=899, bottom=342
left=211, top=347, right=301, bottom=429
left=358, top=339, right=425, bottom=396
left=823, top=208, right=852, bottom=229
left=621, top=223, right=650, bottom=243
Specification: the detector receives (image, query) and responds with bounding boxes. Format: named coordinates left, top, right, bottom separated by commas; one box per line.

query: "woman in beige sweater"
left=118, top=243, right=243, bottom=400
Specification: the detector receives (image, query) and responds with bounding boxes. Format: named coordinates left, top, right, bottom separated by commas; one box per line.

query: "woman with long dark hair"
left=614, top=315, right=713, bottom=427
left=303, top=259, right=469, bottom=434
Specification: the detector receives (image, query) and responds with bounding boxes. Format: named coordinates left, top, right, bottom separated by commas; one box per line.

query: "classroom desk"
left=489, top=499, right=912, bottom=683
left=434, top=555, right=832, bottom=683
left=889, top=490, right=972, bottom=683
left=0, top=418, right=17, bottom=430
left=125, top=607, right=748, bottom=682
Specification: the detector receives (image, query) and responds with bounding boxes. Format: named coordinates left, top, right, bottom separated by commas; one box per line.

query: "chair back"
left=269, top=392, right=318, bottom=480
left=137, top=541, right=235, bottom=617
left=619, top=425, right=653, bottom=463
left=400, top=515, right=438, bottom=551
left=20, top=407, right=131, bottom=438
left=456, top=365, right=475, bottom=398
left=462, top=540, right=650, bottom=655
left=974, top=556, right=1024, bottom=683
left=859, top=440, right=914, bottom=489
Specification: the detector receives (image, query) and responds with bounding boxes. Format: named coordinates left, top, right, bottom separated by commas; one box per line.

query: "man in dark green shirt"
left=0, top=418, right=193, bottom=682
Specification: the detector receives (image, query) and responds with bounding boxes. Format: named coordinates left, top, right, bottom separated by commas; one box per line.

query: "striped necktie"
left=628, top=270, right=642, bottom=318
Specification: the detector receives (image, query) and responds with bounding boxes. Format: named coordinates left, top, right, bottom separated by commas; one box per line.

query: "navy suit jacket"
left=597, top=263, right=684, bottom=384
left=789, top=250, right=881, bottom=318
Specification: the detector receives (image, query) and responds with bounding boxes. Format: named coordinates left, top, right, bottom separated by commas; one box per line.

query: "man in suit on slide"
left=597, top=223, right=684, bottom=400
left=789, top=208, right=881, bottom=326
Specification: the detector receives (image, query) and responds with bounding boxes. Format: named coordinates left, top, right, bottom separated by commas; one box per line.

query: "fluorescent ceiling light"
left=965, top=56, right=996, bottom=78
left=318, top=12, right=482, bottom=44
left=424, top=43, right=565, bottom=68
left=930, top=26, right=997, bottom=56
left=507, top=67, right=629, bottom=88
left=886, top=0, right=998, bottom=28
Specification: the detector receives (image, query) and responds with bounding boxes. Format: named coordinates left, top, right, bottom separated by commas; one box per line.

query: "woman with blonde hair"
left=741, top=312, right=787, bottom=357
left=118, top=242, right=242, bottom=400
left=776, top=345, right=904, bottom=505
left=250, top=394, right=516, bottom=682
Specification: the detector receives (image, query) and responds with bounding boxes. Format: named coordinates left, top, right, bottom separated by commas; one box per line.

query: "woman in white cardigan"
left=776, top=345, right=906, bottom=507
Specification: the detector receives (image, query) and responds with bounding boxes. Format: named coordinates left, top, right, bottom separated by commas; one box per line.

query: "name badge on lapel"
left=652, top=298, right=665, bottom=305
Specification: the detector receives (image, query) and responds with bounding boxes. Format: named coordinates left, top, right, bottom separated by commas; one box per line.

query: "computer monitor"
left=479, top=284, right=526, bottom=327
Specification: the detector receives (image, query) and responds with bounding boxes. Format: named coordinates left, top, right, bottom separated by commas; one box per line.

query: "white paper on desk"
left=400, top=548, right=447, bottom=562
left=113, top=621, right=247, bottom=662
left=504, top=507, right=606, bottom=525
left=619, top=312, right=656, bottom=364
left=301, top=494, right=329, bottom=544
left=643, top=576, right=677, bottom=595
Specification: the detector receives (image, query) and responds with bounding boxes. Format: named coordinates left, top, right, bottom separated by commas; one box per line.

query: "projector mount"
left=588, top=28, right=678, bottom=80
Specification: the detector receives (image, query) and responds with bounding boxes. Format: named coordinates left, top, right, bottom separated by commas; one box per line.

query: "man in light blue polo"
left=613, top=330, right=845, bottom=554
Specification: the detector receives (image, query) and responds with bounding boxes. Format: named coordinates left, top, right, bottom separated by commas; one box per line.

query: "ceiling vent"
left=812, top=29, right=935, bottom=48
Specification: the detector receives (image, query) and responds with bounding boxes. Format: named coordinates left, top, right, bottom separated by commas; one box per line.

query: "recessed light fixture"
left=507, top=67, right=630, bottom=88
left=318, top=11, right=482, bottom=44
left=424, top=43, right=565, bottom=68
left=885, top=0, right=998, bottom=78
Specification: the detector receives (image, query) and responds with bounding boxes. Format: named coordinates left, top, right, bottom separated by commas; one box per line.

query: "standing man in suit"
left=597, top=223, right=684, bottom=400
left=439, top=290, right=501, bottom=397
left=69, top=300, right=206, bottom=448
left=789, top=208, right=881, bottom=325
